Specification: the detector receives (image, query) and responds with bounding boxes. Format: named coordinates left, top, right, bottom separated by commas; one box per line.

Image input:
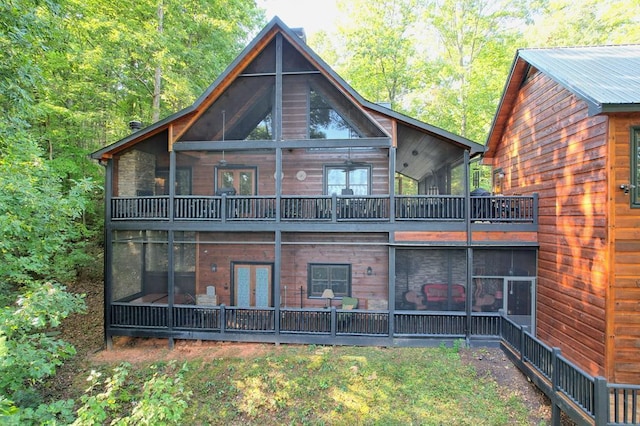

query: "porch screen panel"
left=111, top=231, right=168, bottom=303
left=472, top=249, right=536, bottom=277
left=471, top=249, right=536, bottom=315
left=173, top=232, right=196, bottom=303
left=143, top=231, right=169, bottom=301
left=395, top=249, right=466, bottom=311
left=111, top=230, right=144, bottom=302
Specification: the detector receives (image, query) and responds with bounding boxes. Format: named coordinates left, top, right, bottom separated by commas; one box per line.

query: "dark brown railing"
left=469, top=195, right=537, bottom=223
left=109, top=303, right=639, bottom=425
left=111, top=304, right=504, bottom=340
left=395, top=195, right=465, bottom=220
left=394, top=311, right=466, bottom=336
left=111, top=196, right=169, bottom=220
left=111, top=194, right=538, bottom=223
left=501, top=315, right=640, bottom=426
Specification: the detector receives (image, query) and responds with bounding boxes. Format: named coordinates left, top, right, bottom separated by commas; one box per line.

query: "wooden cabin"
left=91, top=18, right=538, bottom=349
left=484, top=45, right=640, bottom=384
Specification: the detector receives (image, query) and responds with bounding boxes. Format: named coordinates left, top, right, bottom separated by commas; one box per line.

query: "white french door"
left=233, top=263, right=272, bottom=307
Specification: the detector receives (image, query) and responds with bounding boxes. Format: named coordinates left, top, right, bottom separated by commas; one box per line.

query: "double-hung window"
left=325, top=165, right=371, bottom=196
left=308, top=264, right=351, bottom=298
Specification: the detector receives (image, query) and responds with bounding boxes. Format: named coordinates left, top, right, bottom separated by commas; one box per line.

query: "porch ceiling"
left=396, top=124, right=465, bottom=181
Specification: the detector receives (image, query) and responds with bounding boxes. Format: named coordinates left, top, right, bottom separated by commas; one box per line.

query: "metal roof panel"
left=519, top=45, right=640, bottom=111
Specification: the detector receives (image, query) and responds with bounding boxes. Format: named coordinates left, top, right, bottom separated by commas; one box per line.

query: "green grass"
left=81, top=344, right=532, bottom=425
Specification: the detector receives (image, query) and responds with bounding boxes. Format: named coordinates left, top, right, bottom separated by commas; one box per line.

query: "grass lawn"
left=84, top=343, right=532, bottom=425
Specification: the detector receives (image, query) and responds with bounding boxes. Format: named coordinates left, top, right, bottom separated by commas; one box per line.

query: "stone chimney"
left=292, top=27, right=306, bottom=43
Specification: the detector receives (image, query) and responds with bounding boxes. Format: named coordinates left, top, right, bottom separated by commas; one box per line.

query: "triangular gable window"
left=246, top=111, right=273, bottom=140
left=309, top=89, right=360, bottom=139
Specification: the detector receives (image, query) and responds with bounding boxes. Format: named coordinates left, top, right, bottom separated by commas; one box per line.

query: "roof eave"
left=90, top=18, right=288, bottom=161
left=364, top=102, right=486, bottom=154
left=484, top=53, right=528, bottom=158
left=90, top=16, right=481, bottom=160
left=599, top=103, right=640, bottom=114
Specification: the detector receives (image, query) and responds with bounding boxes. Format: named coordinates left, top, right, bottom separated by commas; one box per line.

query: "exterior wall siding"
left=610, top=114, right=640, bottom=383
left=491, top=71, right=609, bottom=377
left=195, top=231, right=389, bottom=310
left=174, top=148, right=390, bottom=197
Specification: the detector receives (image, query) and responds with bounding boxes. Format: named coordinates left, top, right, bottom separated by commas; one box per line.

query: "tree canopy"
left=0, top=0, right=264, bottom=421
left=2, top=0, right=640, bottom=421
left=312, top=0, right=640, bottom=143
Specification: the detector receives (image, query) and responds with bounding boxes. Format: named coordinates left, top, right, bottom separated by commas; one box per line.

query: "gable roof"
left=91, top=17, right=482, bottom=160
left=485, top=45, right=640, bottom=153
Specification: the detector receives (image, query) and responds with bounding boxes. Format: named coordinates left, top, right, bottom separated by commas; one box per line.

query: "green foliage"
left=316, top=0, right=423, bottom=109
left=174, top=345, right=531, bottom=425
left=0, top=140, right=96, bottom=289
left=528, top=0, right=640, bottom=46
left=0, top=283, right=85, bottom=390
left=74, top=361, right=192, bottom=426
left=314, top=0, right=536, bottom=143
left=0, top=282, right=84, bottom=424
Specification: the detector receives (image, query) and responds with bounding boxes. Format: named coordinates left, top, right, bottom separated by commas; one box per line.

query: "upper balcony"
left=110, top=193, right=538, bottom=226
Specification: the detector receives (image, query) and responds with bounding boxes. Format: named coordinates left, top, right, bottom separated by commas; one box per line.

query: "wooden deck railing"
left=109, top=303, right=639, bottom=425
left=110, top=304, right=502, bottom=339
left=110, top=194, right=538, bottom=223
left=500, top=315, right=640, bottom=426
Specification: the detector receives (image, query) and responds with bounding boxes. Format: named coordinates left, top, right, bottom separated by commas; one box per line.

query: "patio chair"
left=341, top=297, right=358, bottom=310
left=403, top=290, right=427, bottom=310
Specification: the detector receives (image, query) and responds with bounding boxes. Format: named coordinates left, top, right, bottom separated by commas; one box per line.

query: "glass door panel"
left=504, top=278, right=535, bottom=329
left=233, top=263, right=273, bottom=307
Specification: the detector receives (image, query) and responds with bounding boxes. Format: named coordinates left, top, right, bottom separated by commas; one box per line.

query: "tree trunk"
left=152, top=1, right=164, bottom=122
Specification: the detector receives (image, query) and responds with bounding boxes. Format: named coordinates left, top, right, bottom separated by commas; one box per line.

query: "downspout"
left=274, top=33, right=283, bottom=338
left=103, top=158, right=113, bottom=350
left=167, top=150, right=176, bottom=348
left=388, top=146, right=397, bottom=343
left=463, top=150, right=472, bottom=344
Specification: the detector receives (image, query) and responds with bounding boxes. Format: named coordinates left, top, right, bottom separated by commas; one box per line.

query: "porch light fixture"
left=210, top=263, right=217, bottom=272
left=366, top=266, right=373, bottom=276
left=620, top=184, right=635, bottom=194
left=321, top=288, right=335, bottom=308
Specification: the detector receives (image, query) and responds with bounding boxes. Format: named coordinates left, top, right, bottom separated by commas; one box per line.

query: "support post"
left=330, top=306, right=337, bottom=337
left=593, top=376, right=608, bottom=426
left=551, top=347, right=562, bottom=426
left=220, top=304, right=226, bottom=335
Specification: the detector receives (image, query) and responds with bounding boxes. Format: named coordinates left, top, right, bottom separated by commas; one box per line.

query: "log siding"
left=490, top=70, right=609, bottom=378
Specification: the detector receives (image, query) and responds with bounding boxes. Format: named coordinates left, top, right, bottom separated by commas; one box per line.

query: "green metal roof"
left=519, top=45, right=640, bottom=114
